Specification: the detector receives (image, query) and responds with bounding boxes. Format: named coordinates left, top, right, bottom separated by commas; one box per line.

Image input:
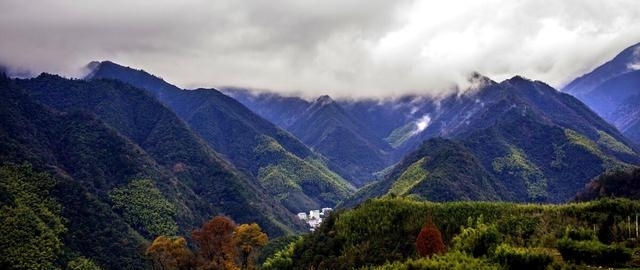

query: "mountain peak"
left=315, top=95, right=335, bottom=105
left=505, top=75, right=532, bottom=83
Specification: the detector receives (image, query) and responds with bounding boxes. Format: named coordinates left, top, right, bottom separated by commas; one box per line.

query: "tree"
left=416, top=218, right=445, bottom=257
left=67, top=257, right=103, bottom=270
left=146, top=236, right=193, bottom=270
left=192, top=216, right=238, bottom=270
left=0, top=164, right=66, bottom=270
left=233, top=223, right=268, bottom=270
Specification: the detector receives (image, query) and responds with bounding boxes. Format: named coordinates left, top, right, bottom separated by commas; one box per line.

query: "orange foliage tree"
left=146, top=236, right=193, bottom=270
left=416, top=218, right=445, bottom=257
left=233, top=223, right=268, bottom=270
left=192, top=216, right=238, bottom=270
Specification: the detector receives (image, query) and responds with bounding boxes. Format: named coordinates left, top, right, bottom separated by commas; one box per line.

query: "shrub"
left=451, top=216, right=501, bottom=258
left=369, top=251, right=499, bottom=270
left=493, top=244, right=555, bottom=270
left=556, top=238, right=631, bottom=267
left=564, top=226, right=596, bottom=241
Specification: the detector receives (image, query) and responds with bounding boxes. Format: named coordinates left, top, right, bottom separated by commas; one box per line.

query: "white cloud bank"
left=1, top=0, right=640, bottom=98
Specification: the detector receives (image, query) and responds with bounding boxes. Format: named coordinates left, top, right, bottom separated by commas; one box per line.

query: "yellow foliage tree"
left=146, top=236, right=193, bottom=270
left=233, top=223, right=268, bottom=270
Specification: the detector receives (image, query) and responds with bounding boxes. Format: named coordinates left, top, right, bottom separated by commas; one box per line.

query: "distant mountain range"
left=563, top=42, right=640, bottom=145
left=225, top=72, right=639, bottom=203
left=345, top=75, right=639, bottom=206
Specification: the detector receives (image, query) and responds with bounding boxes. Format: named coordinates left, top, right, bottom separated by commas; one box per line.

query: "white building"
left=297, top=208, right=334, bottom=231
left=309, top=209, right=321, bottom=220
left=308, top=217, right=323, bottom=231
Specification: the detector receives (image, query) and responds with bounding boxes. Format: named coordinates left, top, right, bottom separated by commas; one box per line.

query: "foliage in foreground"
left=367, top=251, right=500, bottom=270
left=263, top=197, right=640, bottom=270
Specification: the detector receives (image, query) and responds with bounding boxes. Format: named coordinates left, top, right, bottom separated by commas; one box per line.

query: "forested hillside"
left=0, top=74, right=312, bottom=269
left=265, top=197, right=640, bottom=269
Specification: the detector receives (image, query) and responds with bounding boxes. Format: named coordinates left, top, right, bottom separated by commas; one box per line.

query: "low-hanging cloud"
left=1, top=0, right=640, bottom=98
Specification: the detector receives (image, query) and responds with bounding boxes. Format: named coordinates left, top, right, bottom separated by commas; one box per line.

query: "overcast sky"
left=1, top=0, right=640, bottom=98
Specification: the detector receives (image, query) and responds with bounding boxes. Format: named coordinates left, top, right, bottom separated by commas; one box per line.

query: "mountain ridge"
left=85, top=61, right=355, bottom=212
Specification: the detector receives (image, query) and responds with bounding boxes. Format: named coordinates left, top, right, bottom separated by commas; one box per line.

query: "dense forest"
left=263, top=197, right=640, bottom=269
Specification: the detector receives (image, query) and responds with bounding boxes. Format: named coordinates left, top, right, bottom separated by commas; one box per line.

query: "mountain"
left=562, top=42, right=640, bottom=144
left=346, top=138, right=505, bottom=206
left=86, top=61, right=354, bottom=212
left=344, top=76, right=640, bottom=205
left=286, top=95, right=393, bottom=186
left=610, top=93, right=640, bottom=143
left=1, top=74, right=168, bottom=269
left=563, top=42, right=640, bottom=98
left=223, top=88, right=438, bottom=185
left=16, top=74, right=303, bottom=236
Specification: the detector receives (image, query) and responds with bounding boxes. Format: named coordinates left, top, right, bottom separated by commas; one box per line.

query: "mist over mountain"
left=344, top=76, right=639, bottom=206
left=225, top=72, right=639, bottom=206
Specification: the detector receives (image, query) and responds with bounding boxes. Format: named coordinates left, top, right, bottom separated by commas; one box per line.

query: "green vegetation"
left=492, top=244, right=556, bottom=270
left=492, top=146, right=547, bottom=201
left=369, top=251, right=500, bottom=270
left=597, top=130, right=636, bottom=155
left=564, top=129, right=607, bottom=162
left=109, top=179, right=178, bottom=237
left=0, top=164, right=66, bottom=270
left=67, top=257, right=103, bottom=270
left=254, top=136, right=354, bottom=212
left=385, top=122, right=420, bottom=148
left=388, top=158, right=427, bottom=196
left=265, top=197, right=640, bottom=270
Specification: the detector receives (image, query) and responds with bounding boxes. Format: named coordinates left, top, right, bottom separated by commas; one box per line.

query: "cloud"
left=413, top=114, right=432, bottom=134
left=1, top=0, right=640, bottom=98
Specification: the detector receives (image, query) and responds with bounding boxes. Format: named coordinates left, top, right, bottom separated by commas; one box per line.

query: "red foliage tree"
left=416, top=218, right=445, bottom=257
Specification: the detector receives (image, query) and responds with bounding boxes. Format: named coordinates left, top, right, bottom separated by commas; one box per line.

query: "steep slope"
left=287, top=95, right=393, bottom=186
left=563, top=42, right=640, bottom=98
left=16, top=74, right=302, bottom=236
left=345, top=138, right=505, bottom=207
left=610, top=93, right=640, bottom=143
left=0, top=75, right=165, bottom=269
left=562, top=42, right=640, bottom=144
left=345, top=76, right=640, bottom=205
left=222, top=88, right=435, bottom=185
left=86, top=61, right=354, bottom=211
